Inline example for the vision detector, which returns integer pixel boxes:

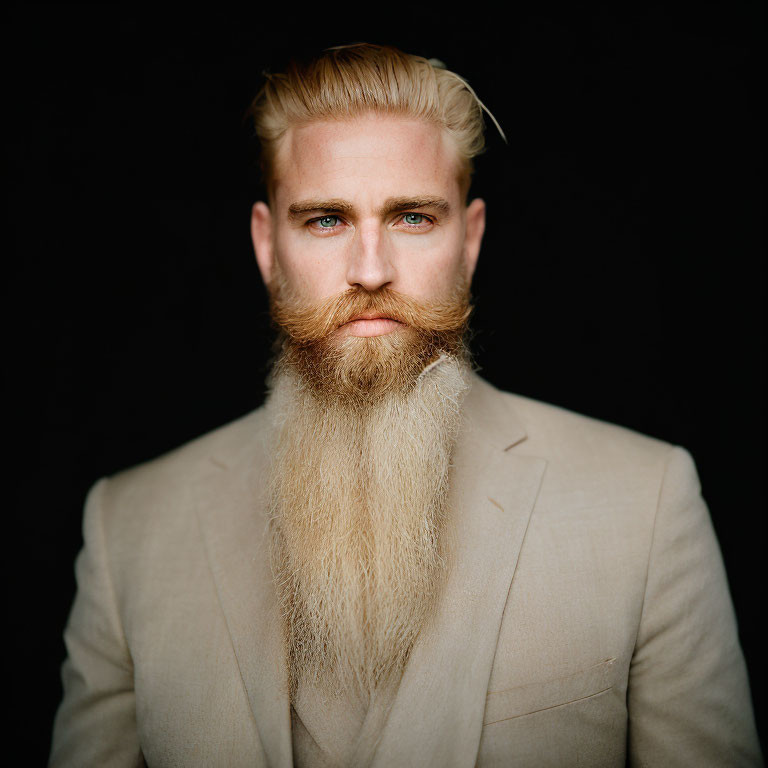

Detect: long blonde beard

[265,281,472,700]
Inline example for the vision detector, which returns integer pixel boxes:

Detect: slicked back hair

[249,43,501,198]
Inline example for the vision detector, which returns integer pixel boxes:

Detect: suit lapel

[369,375,547,768]
[195,410,293,768]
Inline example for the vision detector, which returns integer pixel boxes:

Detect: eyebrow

[286,196,452,222]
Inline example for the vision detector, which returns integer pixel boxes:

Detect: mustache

[270,284,473,345]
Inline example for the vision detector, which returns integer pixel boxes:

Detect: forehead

[271,115,465,204]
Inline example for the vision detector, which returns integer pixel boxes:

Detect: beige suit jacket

[50,374,762,767]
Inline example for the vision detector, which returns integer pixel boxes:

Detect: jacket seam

[629,444,680,659]
[93,477,135,674]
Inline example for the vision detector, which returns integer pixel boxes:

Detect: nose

[345,220,396,292]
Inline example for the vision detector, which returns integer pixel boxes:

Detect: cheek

[399,241,466,299]
[273,235,343,301]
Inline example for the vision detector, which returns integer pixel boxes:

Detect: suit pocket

[483,657,616,726]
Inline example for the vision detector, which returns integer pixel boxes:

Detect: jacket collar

[196,373,545,768]
[366,374,545,767]
[195,406,293,768]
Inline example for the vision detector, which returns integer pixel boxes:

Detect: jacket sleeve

[49,478,144,768]
[627,446,763,766]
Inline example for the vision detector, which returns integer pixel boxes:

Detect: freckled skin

[250,115,487,325]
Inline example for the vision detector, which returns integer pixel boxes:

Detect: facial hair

[268,273,471,407]
[265,277,473,699]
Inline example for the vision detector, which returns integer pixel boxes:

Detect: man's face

[251,114,486,339]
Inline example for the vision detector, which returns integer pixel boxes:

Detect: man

[50,43,761,767]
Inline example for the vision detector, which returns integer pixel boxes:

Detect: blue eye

[319,215,338,228]
[403,213,425,225]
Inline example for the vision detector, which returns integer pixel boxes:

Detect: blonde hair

[249,43,504,194]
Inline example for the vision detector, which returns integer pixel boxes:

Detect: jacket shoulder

[94,405,269,534]
[473,375,679,473]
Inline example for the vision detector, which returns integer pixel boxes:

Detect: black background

[5,3,764,762]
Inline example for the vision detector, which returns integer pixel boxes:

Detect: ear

[250,201,274,286]
[463,198,486,283]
